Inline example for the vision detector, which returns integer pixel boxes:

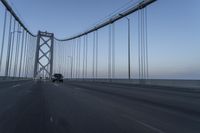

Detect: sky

[0,0,200,79]
[6,0,135,38]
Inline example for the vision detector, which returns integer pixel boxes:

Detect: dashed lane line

[11,84,21,88]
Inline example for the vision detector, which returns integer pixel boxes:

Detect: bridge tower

[34,31,54,79]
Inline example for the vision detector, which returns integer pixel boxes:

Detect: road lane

[60,81,200,133]
[0,80,199,133]
[65,81,200,117]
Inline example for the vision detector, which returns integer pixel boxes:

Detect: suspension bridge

[0,0,199,132]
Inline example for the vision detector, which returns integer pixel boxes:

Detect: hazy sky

[1,0,200,79]
[6,0,134,38]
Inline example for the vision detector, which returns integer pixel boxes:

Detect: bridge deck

[0,80,199,133]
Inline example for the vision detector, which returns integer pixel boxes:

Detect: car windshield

[54,74,63,78]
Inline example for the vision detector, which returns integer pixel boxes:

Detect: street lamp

[119,14,131,80]
[68,56,73,79]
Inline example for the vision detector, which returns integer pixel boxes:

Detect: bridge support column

[34,31,54,79]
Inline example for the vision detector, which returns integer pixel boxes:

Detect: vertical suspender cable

[62,43,65,75]
[63,44,66,77]
[13,24,19,77]
[26,35,30,77]
[78,38,81,78]
[63,43,66,76]
[60,42,62,74]
[19,29,25,78]
[53,40,55,74]
[13,24,20,77]
[59,42,61,74]
[5,14,12,77]
[53,40,55,73]
[25,34,30,78]
[145,7,149,79]
[141,9,144,80]
[76,39,79,79]
[82,36,85,79]
[92,32,96,79]
[85,35,88,79]
[112,23,115,79]
[77,38,79,79]
[73,40,76,78]
[76,38,80,79]
[96,30,98,79]
[137,8,148,81]
[60,43,63,76]
[140,9,143,79]
[56,41,59,73]
[127,18,131,80]
[8,19,16,76]
[58,42,62,73]
[57,42,59,73]
[70,41,73,79]
[55,43,57,75]
[30,36,34,77]
[22,32,28,77]
[108,24,111,80]
[30,36,33,77]
[22,32,27,77]
[56,41,58,73]
[63,43,64,76]
[26,35,29,77]
[66,43,68,77]
[58,42,60,73]
[0,9,7,71]
[24,34,28,78]
[66,44,69,78]
[138,10,141,80]
[62,43,64,75]
[142,8,146,79]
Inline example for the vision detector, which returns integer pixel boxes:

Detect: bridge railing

[0,0,37,79]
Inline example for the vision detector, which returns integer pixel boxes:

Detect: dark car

[52,73,63,83]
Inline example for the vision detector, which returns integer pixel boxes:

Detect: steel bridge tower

[34,31,54,79]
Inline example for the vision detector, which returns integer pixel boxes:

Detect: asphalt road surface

[0,80,199,133]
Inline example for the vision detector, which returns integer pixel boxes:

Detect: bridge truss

[34,31,54,79]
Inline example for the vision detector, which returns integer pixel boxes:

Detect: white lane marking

[0,104,13,114]
[53,84,59,87]
[11,84,21,88]
[25,90,32,94]
[74,87,81,90]
[50,116,54,123]
[122,114,165,133]
[134,119,165,133]
[8,81,32,89]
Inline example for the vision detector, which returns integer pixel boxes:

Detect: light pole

[68,56,73,79]
[119,14,131,80]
